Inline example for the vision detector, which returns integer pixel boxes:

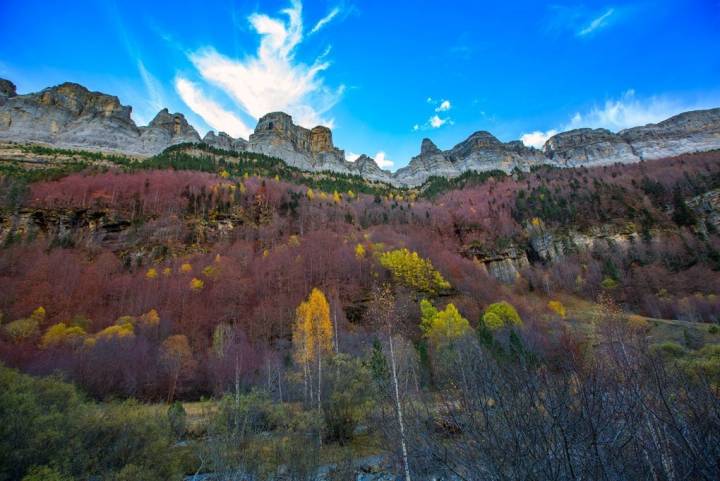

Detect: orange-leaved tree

[160,334,197,402]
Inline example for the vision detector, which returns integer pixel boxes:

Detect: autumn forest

[1,145,720,480]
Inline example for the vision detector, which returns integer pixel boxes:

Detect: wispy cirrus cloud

[545,4,629,39]
[577,7,615,36]
[135,60,168,124]
[520,90,720,148]
[176,0,344,137]
[175,78,253,138]
[310,7,340,34]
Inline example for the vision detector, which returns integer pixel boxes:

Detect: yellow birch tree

[292,288,333,409]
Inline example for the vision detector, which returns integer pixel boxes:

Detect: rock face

[544,128,640,166]
[619,108,720,160]
[1,78,719,186]
[203,131,248,152]
[545,109,720,168]
[352,154,391,180]
[0,81,200,155]
[0,79,16,107]
[246,112,389,183]
[248,112,348,171]
[395,133,547,186]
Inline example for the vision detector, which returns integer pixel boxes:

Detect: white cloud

[520,89,720,148]
[429,115,448,128]
[310,7,340,34]
[566,90,716,131]
[577,7,615,36]
[546,5,630,39]
[177,0,344,133]
[435,100,451,112]
[137,61,164,111]
[374,151,393,169]
[415,98,453,130]
[175,78,252,138]
[520,129,558,149]
[346,151,392,168]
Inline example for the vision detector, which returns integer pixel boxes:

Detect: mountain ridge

[1,78,719,186]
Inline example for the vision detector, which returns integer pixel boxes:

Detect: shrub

[547,300,566,319]
[4,317,40,342]
[167,401,187,439]
[322,354,375,445]
[21,466,72,481]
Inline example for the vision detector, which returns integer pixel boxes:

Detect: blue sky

[1,0,719,169]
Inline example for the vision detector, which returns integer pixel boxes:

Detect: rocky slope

[1,78,719,186]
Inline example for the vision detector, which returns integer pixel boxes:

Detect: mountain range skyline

[2,0,719,169]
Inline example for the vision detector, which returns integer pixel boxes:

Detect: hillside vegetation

[1,143,719,480]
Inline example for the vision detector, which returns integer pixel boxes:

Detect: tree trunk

[389,334,412,481]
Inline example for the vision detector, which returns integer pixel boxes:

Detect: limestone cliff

[1,78,719,186]
[248,112,348,171]
[395,134,547,186]
[0,81,200,155]
[620,108,720,160]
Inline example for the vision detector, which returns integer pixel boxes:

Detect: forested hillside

[1,144,719,480]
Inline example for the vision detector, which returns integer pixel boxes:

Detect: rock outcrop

[1,78,719,186]
[203,131,248,152]
[619,108,720,160]
[544,128,640,166]
[248,112,348,171]
[0,81,200,156]
[544,109,720,168]
[245,112,388,182]
[351,154,390,180]
[0,79,16,107]
[395,133,547,186]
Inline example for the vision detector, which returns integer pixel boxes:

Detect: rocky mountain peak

[203,130,248,152]
[1,78,719,187]
[38,82,130,119]
[0,79,16,98]
[463,130,502,147]
[420,138,441,155]
[148,108,197,137]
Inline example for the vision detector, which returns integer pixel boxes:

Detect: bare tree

[368,284,412,481]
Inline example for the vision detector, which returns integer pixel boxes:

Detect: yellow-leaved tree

[420,299,471,347]
[3,307,45,342]
[379,248,451,294]
[40,322,86,349]
[293,288,333,409]
[482,301,523,330]
[160,334,196,402]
